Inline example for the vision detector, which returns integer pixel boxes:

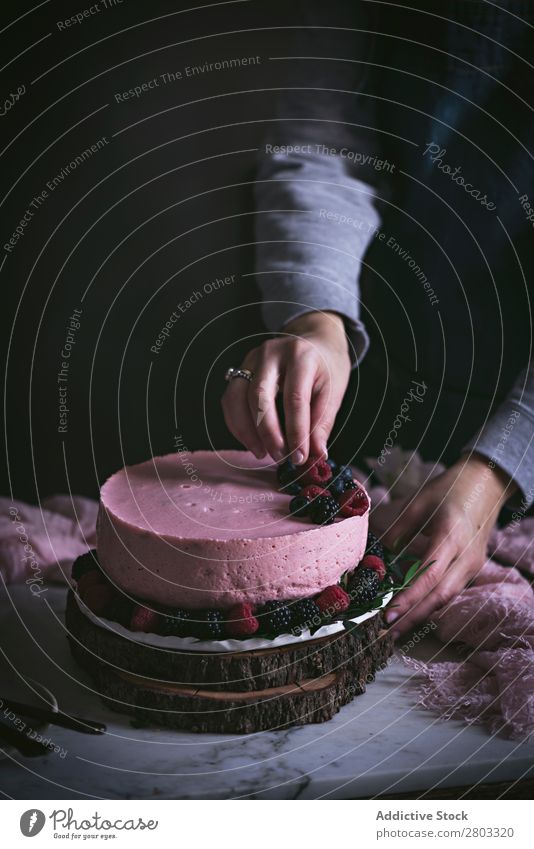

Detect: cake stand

[66,591,393,734]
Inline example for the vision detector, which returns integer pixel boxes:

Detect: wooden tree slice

[66,590,394,734]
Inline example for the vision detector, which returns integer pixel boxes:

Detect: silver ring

[225,367,254,383]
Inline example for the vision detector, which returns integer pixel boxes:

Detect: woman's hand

[222,311,351,464]
[383,453,517,637]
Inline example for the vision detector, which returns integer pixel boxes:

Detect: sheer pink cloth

[0,496,97,585]
[404,563,534,740]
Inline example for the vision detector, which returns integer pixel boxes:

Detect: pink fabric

[404,562,534,740]
[362,472,534,741]
[0,496,98,584]
[490,518,534,576]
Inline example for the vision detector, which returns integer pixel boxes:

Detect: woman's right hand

[221,311,352,465]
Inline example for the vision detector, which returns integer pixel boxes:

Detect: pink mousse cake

[96,450,369,610]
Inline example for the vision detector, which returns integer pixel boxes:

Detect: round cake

[96,450,370,610]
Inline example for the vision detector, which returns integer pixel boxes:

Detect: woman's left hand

[382,453,517,637]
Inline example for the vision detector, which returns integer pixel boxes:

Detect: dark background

[1,0,296,501]
[2,1,533,503]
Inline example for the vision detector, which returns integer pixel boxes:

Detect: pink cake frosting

[96,450,369,609]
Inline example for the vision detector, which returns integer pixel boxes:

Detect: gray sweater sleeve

[253,6,381,364]
[464,365,534,507]
[255,146,380,363]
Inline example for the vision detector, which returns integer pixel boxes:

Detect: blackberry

[277,459,297,486]
[291,598,321,634]
[349,567,381,605]
[289,494,310,516]
[327,476,345,497]
[310,494,339,525]
[72,550,99,582]
[261,600,293,634]
[343,478,358,491]
[196,609,224,640]
[365,531,385,559]
[277,458,301,493]
[161,608,192,637]
[280,481,302,496]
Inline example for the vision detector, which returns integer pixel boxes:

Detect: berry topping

[310,494,339,525]
[338,465,354,482]
[277,459,302,494]
[279,481,302,495]
[261,600,293,635]
[315,585,351,616]
[337,487,369,517]
[327,476,346,497]
[225,603,260,637]
[277,459,297,486]
[290,598,321,634]
[81,583,115,616]
[361,554,386,581]
[301,458,333,486]
[72,550,99,582]
[349,567,381,605]
[326,458,338,472]
[130,605,161,633]
[289,494,310,516]
[343,478,358,491]
[197,609,224,641]
[161,608,192,637]
[365,531,385,559]
[300,484,330,501]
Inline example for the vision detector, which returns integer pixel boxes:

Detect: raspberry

[130,605,161,633]
[225,603,259,637]
[360,554,386,580]
[82,583,115,616]
[77,569,105,597]
[337,487,369,517]
[300,485,330,501]
[315,585,351,616]
[301,458,333,486]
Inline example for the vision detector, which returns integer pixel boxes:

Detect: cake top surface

[100,450,365,541]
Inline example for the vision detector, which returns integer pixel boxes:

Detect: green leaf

[402,559,423,585]
[402,558,434,589]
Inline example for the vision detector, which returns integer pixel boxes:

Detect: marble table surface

[0,584,532,800]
